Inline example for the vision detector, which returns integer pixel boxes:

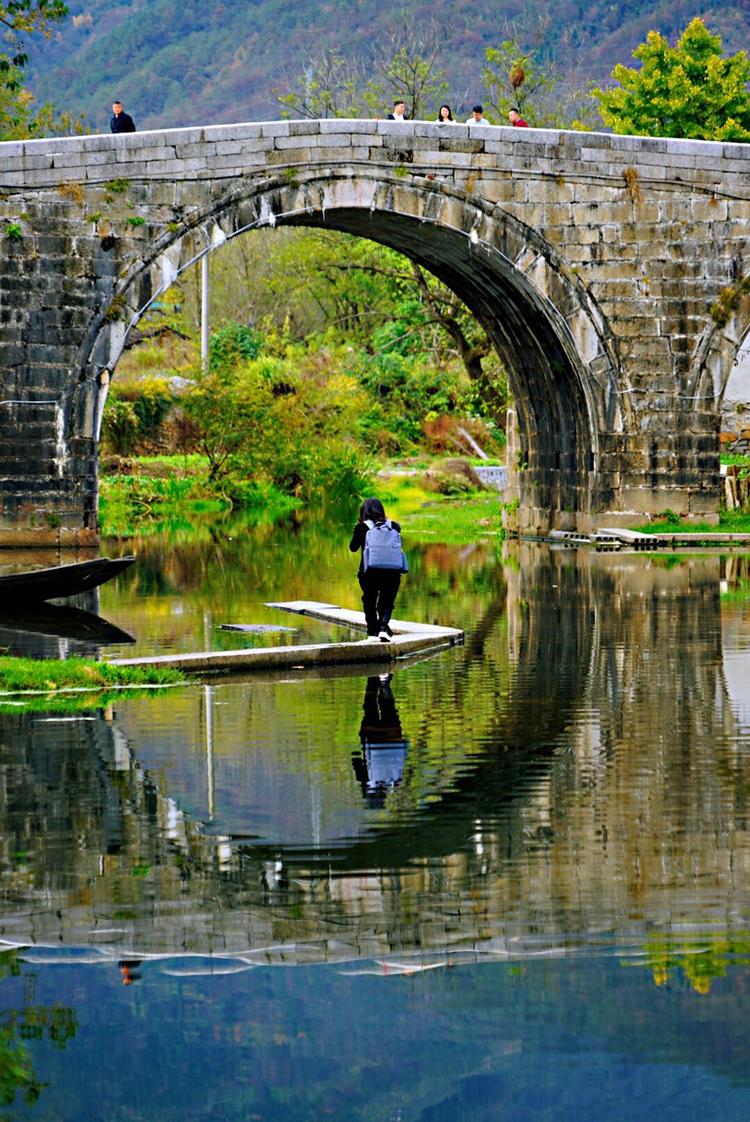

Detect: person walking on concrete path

[349,498,404,642]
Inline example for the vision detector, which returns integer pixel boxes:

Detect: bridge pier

[0,119,747,542]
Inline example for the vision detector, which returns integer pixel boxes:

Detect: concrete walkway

[110,601,463,675]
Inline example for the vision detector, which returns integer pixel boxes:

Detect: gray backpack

[363,519,408,572]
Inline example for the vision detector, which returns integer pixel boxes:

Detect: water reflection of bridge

[1,550,748,964]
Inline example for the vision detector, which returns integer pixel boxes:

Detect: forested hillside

[25,0,750,133]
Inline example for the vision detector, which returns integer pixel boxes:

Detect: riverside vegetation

[100,228,508,539]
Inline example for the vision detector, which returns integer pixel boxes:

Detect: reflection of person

[352,675,409,805]
[436,104,454,123]
[118,960,142,985]
[110,100,136,133]
[349,497,402,642]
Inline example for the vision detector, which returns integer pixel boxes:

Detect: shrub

[305,442,376,504]
[101,397,139,456]
[101,378,175,454]
[209,323,264,372]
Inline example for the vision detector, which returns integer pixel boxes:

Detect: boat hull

[0,556,135,603]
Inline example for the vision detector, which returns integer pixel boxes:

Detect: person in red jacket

[508,107,529,127]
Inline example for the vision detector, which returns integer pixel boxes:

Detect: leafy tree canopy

[592,17,750,141]
[0,1,67,87]
[0,2,76,139]
[277,20,451,121]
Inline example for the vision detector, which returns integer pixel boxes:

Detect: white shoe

[365,635,380,642]
[378,631,391,642]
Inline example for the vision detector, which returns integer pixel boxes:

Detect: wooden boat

[0,556,135,603]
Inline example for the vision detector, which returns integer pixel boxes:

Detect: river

[0,521,748,1120]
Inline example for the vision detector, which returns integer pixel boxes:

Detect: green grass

[0,656,185,695]
[380,475,501,544]
[632,511,750,534]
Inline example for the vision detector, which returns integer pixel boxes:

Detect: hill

[24,0,750,133]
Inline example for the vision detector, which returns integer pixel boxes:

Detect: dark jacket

[110,111,136,134]
[349,518,401,575]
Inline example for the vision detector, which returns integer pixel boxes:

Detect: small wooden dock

[547,528,750,551]
[109,601,463,676]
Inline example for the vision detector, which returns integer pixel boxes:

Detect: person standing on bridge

[349,498,406,642]
[387,100,408,121]
[110,100,136,133]
[436,104,455,123]
[466,104,490,124]
[508,107,529,127]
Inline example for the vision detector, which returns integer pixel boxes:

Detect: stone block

[204,123,262,143]
[315,146,370,162]
[260,121,291,138]
[437,138,485,154]
[319,119,376,135]
[277,133,326,150]
[414,150,475,167]
[266,147,313,165]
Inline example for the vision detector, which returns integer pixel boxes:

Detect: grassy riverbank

[0,657,187,713]
[101,455,504,544]
[632,510,750,534]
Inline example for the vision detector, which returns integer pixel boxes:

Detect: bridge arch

[688,287,750,408]
[4,119,744,543]
[86,173,626,532]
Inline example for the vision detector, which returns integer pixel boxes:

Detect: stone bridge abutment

[1,118,748,543]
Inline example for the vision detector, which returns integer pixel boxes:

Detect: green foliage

[305,442,376,505]
[0,1,67,89]
[104,178,129,193]
[482,39,555,126]
[102,378,174,455]
[5,222,21,239]
[0,75,87,139]
[710,276,750,327]
[131,377,173,437]
[277,22,451,120]
[0,654,184,693]
[24,0,750,132]
[592,18,750,141]
[102,395,139,455]
[126,215,146,227]
[208,322,264,372]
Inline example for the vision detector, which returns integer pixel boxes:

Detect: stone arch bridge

[1,118,749,544]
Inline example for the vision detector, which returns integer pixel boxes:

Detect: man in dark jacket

[110,100,136,133]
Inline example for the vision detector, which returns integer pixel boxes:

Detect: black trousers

[359,570,401,636]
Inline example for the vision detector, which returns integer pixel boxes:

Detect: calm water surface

[1,522,749,1120]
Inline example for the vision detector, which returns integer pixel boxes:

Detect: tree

[0,82,85,139]
[0,2,80,140]
[276,18,453,120]
[592,18,750,142]
[482,36,556,126]
[481,28,597,130]
[0,1,68,89]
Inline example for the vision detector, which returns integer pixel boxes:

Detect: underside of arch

[689,289,750,407]
[91,173,626,532]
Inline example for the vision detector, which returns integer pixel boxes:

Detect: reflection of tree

[2,547,750,973]
[644,933,750,995]
[0,949,76,1116]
